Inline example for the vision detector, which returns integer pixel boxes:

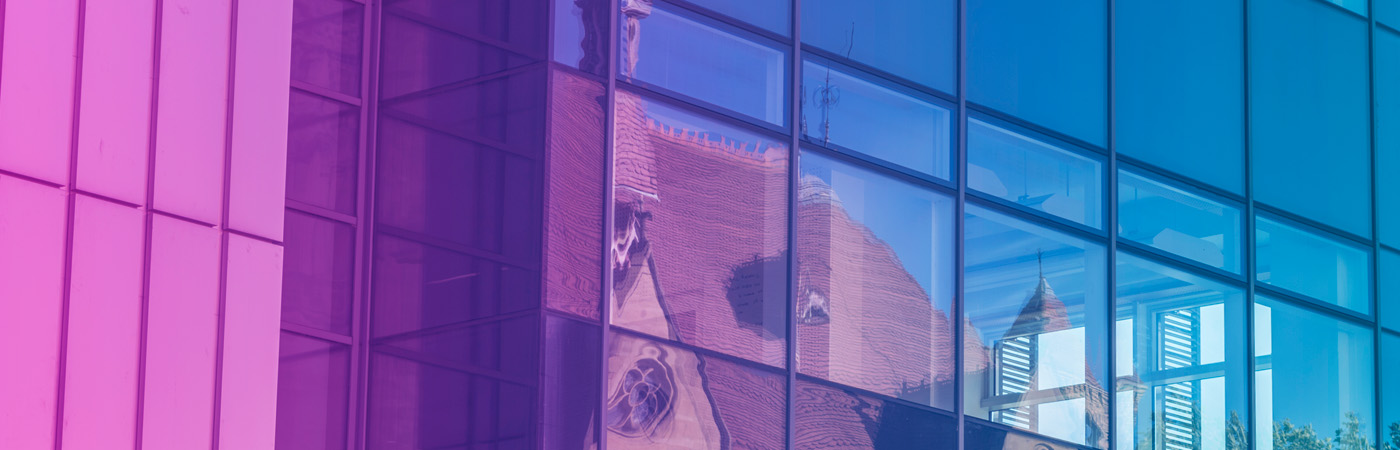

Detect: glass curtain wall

[272,0,1398,448]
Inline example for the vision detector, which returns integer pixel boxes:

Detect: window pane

[370,234,539,338]
[1250,0,1371,236]
[291,0,363,96]
[611,90,788,367]
[1382,0,1400,28]
[553,0,608,75]
[1377,26,1400,248]
[966,418,1080,450]
[543,317,601,450]
[545,69,607,319]
[1383,332,1400,449]
[604,332,785,448]
[282,211,355,336]
[801,0,955,92]
[275,332,349,450]
[691,0,789,35]
[1118,170,1242,273]
[1382,249,1400,330]
[287,90,359,215]
[795,379,958,449]
[968,0,1106,146]
[620,2,787,125]
[802,59,953,179]
[1115,0,1243,193]
[797,150,956,410]
[1254,296,1375,450]
[964,204,1110,448]
[1328,0,1369,15]
[1115,253,1249,450]
[968,118,1103,228]
[1255,216,1371,314]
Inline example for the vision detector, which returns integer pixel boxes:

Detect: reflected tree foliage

[1269,413,1374,450]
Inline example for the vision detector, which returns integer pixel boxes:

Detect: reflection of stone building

[601,80,1107,449]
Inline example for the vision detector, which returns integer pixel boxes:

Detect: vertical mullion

[133,1,166,447]
[599,0,620,448]
[786,0,801,449]
[1370,0,1384,446]
[538,0,558,447]
[350,0,382,448]
[1104,0,1118,447]
[51,0,88,447]
[210,0,240,447]
[1242,0,1257,447]
[954,0,967,446]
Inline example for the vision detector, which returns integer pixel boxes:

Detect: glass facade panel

[1115,253,1249,450]
[968,118,1104,229]
[797,150,957,409]
[610,90,788,366]
[1382,0,1400,28]
[1119,169,1243,274]
[620,2,787,125]
[1114,0,1244,194]
[1255,216,1371,315]
[1250,0,1372,237]
[795,379,958,449]
[1383,332,1400,450]
[282,211,355,335]
[801,0,956,92]
[967,0,1106,146]
[554,0,608,76]
[370,234,539,338]
[543,316,601,450]
[274,332,349,450]
[1254,296,1376,450]
[604,331,785,449]
[1383,249,1400,331]
[287,90,359,215]
[291,0,363,96]
[964,204,1110,448]
[1329,0,1370,16]
[802,59,954,179]
[691,0,789,35]
[1377,26,1400,248]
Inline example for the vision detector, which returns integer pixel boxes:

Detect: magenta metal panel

[74,0,156,205]
[228,0,293,241]
[0,0,79,185]
[219,234,284,450]
[62,195,144,450]
[141,215,222,450]
[0,175,67,449]
[153,0,232,224]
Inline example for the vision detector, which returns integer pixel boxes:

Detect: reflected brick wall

[0,0,292,449]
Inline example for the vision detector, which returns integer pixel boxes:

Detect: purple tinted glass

[366,351,535,449]
[965,419,1078,450]
[553,0,609,75]
[275,332,350,450]
[291,0,364,96]
[375,116,541,261]
[605,331,785,449]
[287,89,360,214]
[370,234,539,338]
[797,150,958,410]
[374,314,539,381]
[379,67,548,153]
[545,69,607,319]
[543,316,602,450]
[611,89,789,367]
[281,210,356,335]
[795,380,958,449]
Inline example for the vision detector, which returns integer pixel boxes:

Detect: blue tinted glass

[1327,0,1370,15]
[797,150,957,410]
[1377,27,1400,247]
[1382,249,1400,330]
[968,0,1106,146]
[964,204,1110,448]
[554,0,607,75]
[621,2,787,125]
[802,59,953,179]
[1119,170,1242,273]
[1254,296,1375,450]
[1382,0,1400,27]
[1115,0,1244,193]
[1250,0,1371,236]
[1115,253,1249,450]
[796,380,958,448]
[690,0,789,35]
[1256,216,1371,315]
[801,0,956,92]
[968,118,1103,228]
[1383,332,1400,448]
